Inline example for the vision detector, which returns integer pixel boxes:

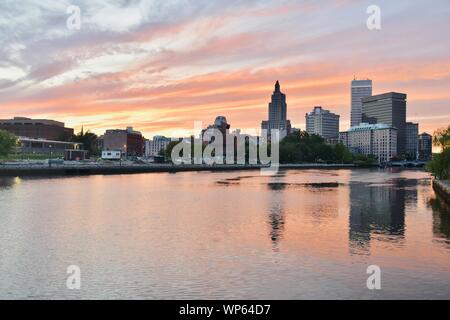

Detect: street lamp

[48,144,53,168]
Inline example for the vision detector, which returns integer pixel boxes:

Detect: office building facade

[103,127,144,157]
[305,106,340,139]
[351,79,373,127]
[362,92,407,156]
[0,117,74,140]
[418,132,433,161]
[405,122,419,160]
[261,81,291,139]
[145,136,172,158]
[339,123,398,164]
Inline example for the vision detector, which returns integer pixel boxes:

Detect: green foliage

[0,129,18,157]
[433,125,450,150]
[279,131,354,164]
[72,130,99,156]
[55,128,99,156]
[160,140,183,161]
[352,154,378,166]
[427,147,450,180]
[159,131,374,166]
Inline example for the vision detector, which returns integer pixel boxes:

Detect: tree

[427,147,450,180]
[278,131,354,164]
[160,140,183,161]
[353,154,377,166]
[0,130,18,157]
[72,129,99,156]
[433,125,450,150]
[334,143,353,164]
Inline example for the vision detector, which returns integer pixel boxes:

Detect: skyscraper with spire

[261,81,291,139]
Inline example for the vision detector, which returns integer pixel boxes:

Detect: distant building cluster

[339,80,432,164]
[0,77,435,164]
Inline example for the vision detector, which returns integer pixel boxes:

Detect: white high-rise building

[339,123,397,164]
[305,106,340,139]
[351,79,372,127]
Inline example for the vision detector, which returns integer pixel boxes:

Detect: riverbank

[433,179,450,203]
[0,163,357,177]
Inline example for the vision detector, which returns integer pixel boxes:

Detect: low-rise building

[339,123,398,164]
[103,127,144,158]
[17,137,86,160]
[0,117,74,140]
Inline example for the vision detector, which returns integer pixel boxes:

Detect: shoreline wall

[0,164,356,177]
[433,179,450,202]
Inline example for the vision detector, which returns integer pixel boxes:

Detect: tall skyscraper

[305,106,340,139]
[405,122,419,160]
[351,79,373,127]
[262,81,291,139]
[362,92,407,156]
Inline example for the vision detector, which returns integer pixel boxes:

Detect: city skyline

[0,1,449,139]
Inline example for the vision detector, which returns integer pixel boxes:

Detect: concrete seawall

[433,179,450,203]
[0,163,356,177]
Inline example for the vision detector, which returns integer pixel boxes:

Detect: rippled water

[0,169,449,300]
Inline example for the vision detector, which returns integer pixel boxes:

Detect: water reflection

[429,195,450,245]
[0,177,19,189]
[266,176,286,250]
[348,178,417,255]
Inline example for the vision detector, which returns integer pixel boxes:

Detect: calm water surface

[0,169,450,299]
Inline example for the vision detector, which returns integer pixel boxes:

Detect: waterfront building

[351,79,373,127]
[261,81,292,139]
[339,123,398,164]
[17,137,86,160]
[0,117,74,141]
[405,122,419,160]
[418,132,433,161]
[103,127,144,158]
[362,92,407,156]
[145,136,172,158]
[305,106,340,139]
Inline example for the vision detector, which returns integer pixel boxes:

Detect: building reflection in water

[349,178,418,255]
[429,195,450,245]
[266,177,286,251]
[0,177,19,189]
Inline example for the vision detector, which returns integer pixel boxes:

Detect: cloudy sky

[0,0,449,138]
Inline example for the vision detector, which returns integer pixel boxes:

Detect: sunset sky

[0,0,449,138]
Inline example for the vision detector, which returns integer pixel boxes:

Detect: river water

[0,169,449,299]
